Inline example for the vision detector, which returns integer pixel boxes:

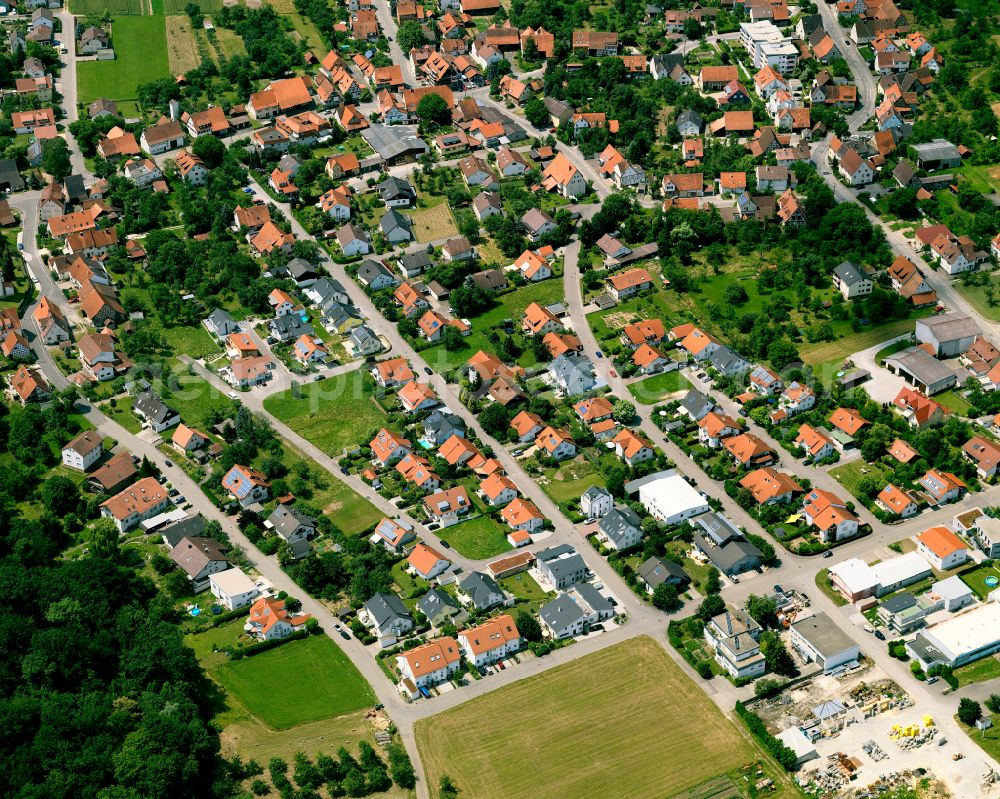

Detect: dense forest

[0,486,226,798]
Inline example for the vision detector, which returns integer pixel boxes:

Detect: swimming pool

[417,438,434,450]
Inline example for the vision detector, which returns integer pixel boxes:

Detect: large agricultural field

[416,636,796,799]
[77,16,170,111]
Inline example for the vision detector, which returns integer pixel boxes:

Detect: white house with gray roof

[357,259,398,289]
[832,261,872,300]
[597,507,643,551]
[380,209,413,244]
[704,607,766,678]
[417,588,467,629]
[678,389,714,421]
[204,308,240,340]
[304,277,350,309]
[265,505,315,559]
[539,583,614,639]
[549,353,598,397]
[348,324,382,357]
[581,485,613,519]
[423,410,466,447]
[457,570,512,610]
[133,391,180,433]
[362,591,414,639]
[534,544,589,590]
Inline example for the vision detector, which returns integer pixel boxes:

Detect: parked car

[823,549,834,558]
[874,630,886,641]
[340,630,351,640]
[164,459,173,468]
[773,584,783,594]
[423,367,432,375]
[438,540,450,548]
[340,467,349,476]
[595,350,603,359]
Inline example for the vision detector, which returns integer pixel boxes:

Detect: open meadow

[416,636,797,799]
[214,635,375,730]
[77,16,170,109]
[263,369,387,456]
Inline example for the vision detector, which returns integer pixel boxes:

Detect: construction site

[748,665,995,798]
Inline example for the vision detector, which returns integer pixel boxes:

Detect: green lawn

[587,290,683,342]
[541,456,605,503]
[499,572,549,603]
[78,17,171,105]
[162,324,219,360]
[962,711,1000,765]
[103,397,142,434]
[164,368,239,430]
[628,370,690,405]
[954,655,1000,687]
[263,370,386,457]
[438,515,512,559]
[955,274,1000,322]
[391,560,427,600]
[421,281,565,371]
[815,569,848,607]
[215,635,376,730]
[799,316,929,383]
[69,0,146,13]
[960,564,1000,599]
[828,460,890,504]
[934,389,973,416]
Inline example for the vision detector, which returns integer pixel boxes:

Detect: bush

[734,702,798,771]
[959,698,983,727]
[695,660,714,679]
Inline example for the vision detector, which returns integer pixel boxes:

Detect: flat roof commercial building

[790,612,860,673]
[828,552,933,602]
[637,471,710,525]
[907,601,1000,670]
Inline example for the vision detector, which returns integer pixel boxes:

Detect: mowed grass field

[410,205,460,243]
[263,369,387,456]
[78,16,170,106]
[417,636,792,799]
[215,635,376,730]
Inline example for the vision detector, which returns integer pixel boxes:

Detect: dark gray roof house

[458,570,507,610]
[423,410,466,446]
[133,391,179,428]
[64,174,87,204]
[205,308,239,338]
[0,159,24,192]
[707,345,750,378]
[598,507,643,550]
[417,588,465,627]
[287,258,320,284]
[357,258,398,287]
[397,250,432,276]
[679,389,714,421]
[469,268,506,291]
[543,97,573,126]
[160,514,208,549]
[538,593,587,633]
[306,276,350,309]
[833,261,866,287]
[676,109,703,134]
[363,591,413,635]
[269,313,314,342]
[378,176,416,205]
[636,556,689,591]
[266,505,316,559]
[323,301,363,330]
[380,209,413,240]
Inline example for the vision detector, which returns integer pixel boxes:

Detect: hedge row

[734,701,798,771]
